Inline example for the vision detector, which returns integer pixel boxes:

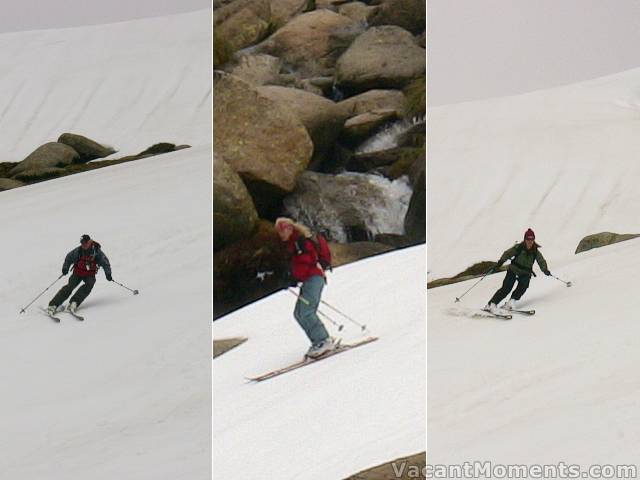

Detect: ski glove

[62,268,69,275]
[543,270,551,276]
[106,273,113,281]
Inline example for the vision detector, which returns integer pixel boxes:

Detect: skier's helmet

[80,234,91,244]
[524,228,535,240]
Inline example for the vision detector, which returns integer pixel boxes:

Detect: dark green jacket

[498,242,548,277]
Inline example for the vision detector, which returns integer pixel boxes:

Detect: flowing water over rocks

[284,171,412,242]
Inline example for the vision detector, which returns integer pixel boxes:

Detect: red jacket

[286,232,324,282]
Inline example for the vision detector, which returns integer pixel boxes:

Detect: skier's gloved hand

[62,268,69,276]
[106,273,113,281]
[543,270,551,276]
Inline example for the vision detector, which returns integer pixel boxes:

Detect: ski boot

[502,298,516,311]
[68,301,78,313]
[485,302,500,315]
[306,337,338,359]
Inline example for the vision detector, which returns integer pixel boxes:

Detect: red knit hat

[524,228,535,240]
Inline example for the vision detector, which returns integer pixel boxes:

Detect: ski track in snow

[0,11,211,480]
[429,68,640,466]
[213,245,426,480]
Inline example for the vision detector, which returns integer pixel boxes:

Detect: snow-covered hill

[428,69,640,466]
[428,68,640,280]
[212,245,426,479]
[0,10,211,160]
[0,11,211,480]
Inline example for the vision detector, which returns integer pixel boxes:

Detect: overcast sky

[429,0,640,105]
[0,0,209,33]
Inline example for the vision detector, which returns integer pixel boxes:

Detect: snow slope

[0,11,211,480]
[0,10,211,160]
[212,245,426,480]
[428,68,640,280]
[428,69,640,466]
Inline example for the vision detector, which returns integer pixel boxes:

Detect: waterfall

[356,116,424,154]
[284,171,413,243]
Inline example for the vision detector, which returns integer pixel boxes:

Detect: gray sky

[0,0,209,33]
[429,0,640,105]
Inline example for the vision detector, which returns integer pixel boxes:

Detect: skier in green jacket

[486,228,550,313]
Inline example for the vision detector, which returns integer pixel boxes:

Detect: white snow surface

[213,245,426,479]
[0,10,211,160]
[0,11,211,480]
[429,67,640,280]
[428,68,640,467]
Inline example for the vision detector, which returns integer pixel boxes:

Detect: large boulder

[213,0,272,53]
[0,178,25,191]
[269,0,309,27]
[338,2,378,23]
[10,142,79,176]
[213,72,313,194]
[57,133,115,162]
[213,154,259,251]
[336,26,426,92]
[575,232,640,254]
[227,54,283,86]
[338,89,406,118]
[256,10,359,74]
[369,0,426,34]
[256,85,348,168]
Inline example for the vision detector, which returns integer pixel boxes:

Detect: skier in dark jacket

[275,217,336,358]
[486,228,550,313]
[47,234,112,315]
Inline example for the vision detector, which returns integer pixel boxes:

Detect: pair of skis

[40,306,84,323]
[247,336,378,383]
[480,307,535,320]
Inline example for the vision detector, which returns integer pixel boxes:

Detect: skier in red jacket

[48,234,112,315]
[276,217,336,358]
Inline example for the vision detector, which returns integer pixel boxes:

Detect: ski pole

[287,288,344,331]
[454,266,495,303]
[112,280,139,295]
[318,298,367,332]
[19,274,64,313]
[551,274,572,287]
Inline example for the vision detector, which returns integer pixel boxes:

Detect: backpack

[295,233,333,272]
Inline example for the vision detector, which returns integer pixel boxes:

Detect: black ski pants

[489,270,530,305]
[49,274,96,308]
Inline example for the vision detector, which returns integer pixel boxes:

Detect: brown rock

[213,0,272,52]
[575,232,640,254]
[213,153,259,251]
[256,85,348,168]
[213,72,313,193]
[329,241,393,267]
[10,142,79,176]
[341,108,398,144]
[57,133,115,162]
[0,178,25,191]
[256,10,358,73]
[338,89,406,118]
[336,26,426,92]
